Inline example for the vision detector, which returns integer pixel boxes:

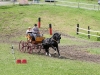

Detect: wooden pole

[88,26,90,39]
[38,17,41,28]
[49,24,52,35]
[77,24,79,35]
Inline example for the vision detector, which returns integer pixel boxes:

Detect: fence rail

[55,0,100,10]
[76,24,100,39]
[0,0,100,10]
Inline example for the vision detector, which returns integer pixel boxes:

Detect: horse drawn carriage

[19,32,45,54]
[19,32,61,57]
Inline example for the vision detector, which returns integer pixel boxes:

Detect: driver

[32,24,40,40]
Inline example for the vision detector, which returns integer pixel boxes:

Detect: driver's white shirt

[26,29,32,34]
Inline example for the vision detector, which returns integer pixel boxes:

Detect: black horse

[42,33,61,57]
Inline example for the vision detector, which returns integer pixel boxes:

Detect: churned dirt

[59,34,100,63]
[1,30,100,64]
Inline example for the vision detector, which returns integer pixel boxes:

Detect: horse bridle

[51,37,60,43]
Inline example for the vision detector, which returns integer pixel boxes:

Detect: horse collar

[51,38,57,42]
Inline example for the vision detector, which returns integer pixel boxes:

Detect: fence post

[38,17,41,28]
[98,5,100,10]
[54,0,56,5]
[77,24,79,35]
[94,4,95,9]
[78,2,80,8]
[49,24,52,35]
[88,26,90,39]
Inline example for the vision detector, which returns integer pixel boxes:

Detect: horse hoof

[45,53,48,56]
[59,56,61,58]
[54,51,57,54]
[49,54,51,57]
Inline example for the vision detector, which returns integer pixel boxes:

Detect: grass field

[0,5,100,37]
[0,44,100,75]
[0,4,100,75]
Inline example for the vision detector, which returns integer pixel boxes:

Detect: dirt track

[45,34,100,64]
[59,45,100,63]
[1,31,100,64]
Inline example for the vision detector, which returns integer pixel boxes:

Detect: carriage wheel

[26,42,33,54]
[33,44,43,53]
[28,46,33,54]
[28,43,35,53]
[19,41,22,51]
[19,41,27,53]
[38,44,43,53]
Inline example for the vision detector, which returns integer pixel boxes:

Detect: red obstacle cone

[21,59,27,64]
[16,59,21,64]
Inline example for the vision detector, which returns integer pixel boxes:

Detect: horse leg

[56,46,60,57]
[51,45,57,54]
[51,45,56,50]
[45,49,51,57]
[48,49,51,57]
[45,49,48,56]
[54,50,57,54]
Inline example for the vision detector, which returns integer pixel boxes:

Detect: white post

[98,5,100,10]
[54,0,56,6]
[78,2,80,8]
[94,4,95,9]
[11,45,16,62]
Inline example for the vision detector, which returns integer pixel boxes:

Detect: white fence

[0,0,100,10]
[30,0,100,10]
[55,0,100,10]
[76,24,100,39]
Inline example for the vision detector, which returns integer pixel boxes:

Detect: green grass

[87,48,100,54]
[0,44,100,75]
[0,5,100,37]
[60,36,86,45]
[0,4,100,75]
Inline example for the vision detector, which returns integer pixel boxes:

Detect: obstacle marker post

[77,24,79,35]
[49,24,52,35]
[11,45,16,63]
[38,17,41,28]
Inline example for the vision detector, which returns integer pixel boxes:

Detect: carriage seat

[26,32,45,43]
[35,37,45,43]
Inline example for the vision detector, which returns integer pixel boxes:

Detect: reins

[50,37,57,43]
[50,33,61,43]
